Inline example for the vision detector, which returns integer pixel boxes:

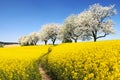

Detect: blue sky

[0,0,120,42]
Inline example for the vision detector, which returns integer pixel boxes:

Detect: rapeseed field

[0,45,51,80]
[41,40,120,80]
[0,40,120,80]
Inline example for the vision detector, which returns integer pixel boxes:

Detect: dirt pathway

[39,65,52,80]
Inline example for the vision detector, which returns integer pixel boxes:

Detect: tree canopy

[18,3,117,45]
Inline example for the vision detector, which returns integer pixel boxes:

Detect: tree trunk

[93,35,97,42]
[34,41,37,45]
[74,39,77,43]
[44,40,47,45]
[94,37,97,42]
[34,42,36,45]
[92,31,97,42]
[52,39,56,45]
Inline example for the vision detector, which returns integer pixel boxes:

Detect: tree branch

[96,33,108,39]
[92,31,95,37]
[71,36,76,40]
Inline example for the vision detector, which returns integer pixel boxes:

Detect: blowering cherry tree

[18,32,39,46]
[39,29,49,45]
[29,32,39,45]
[18,3,117,44]
[39,23,59,45]
[76,3,117,42]
[18,36,31,46]
[58,24,72,43]
[59,15,85,43]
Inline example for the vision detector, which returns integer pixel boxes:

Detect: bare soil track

[39,65,52,80]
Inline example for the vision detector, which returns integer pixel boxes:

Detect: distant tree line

[0,41,18,45]
[18,3,117,46]
[0,41,18,47]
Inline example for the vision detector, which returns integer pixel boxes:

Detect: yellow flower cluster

[41,40,120,80]
[0,40,120,80]
[0,45,50,80]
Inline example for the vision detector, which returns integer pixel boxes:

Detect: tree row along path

[39,64,52,80]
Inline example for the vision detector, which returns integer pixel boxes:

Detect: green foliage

[0,43,4,48]
[62,38,72,43]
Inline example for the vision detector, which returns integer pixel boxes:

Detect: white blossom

[75,3,116,42]
[39,23,59,45]
[59,14,84,42]
[29,32,39,45]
